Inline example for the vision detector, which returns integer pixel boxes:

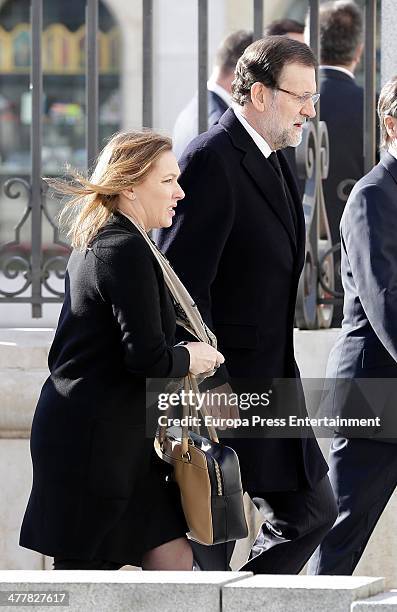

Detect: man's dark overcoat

[157,108,328,492]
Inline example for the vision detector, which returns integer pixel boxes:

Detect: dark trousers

[192,475,337,573]
[308,436,397,575]
[53,558,122,570]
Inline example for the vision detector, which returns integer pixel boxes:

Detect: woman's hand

[184,342,224,376]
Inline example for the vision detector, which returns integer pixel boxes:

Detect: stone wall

[0,572,391,612]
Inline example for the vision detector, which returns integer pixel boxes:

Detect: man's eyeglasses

[274,87,320,106]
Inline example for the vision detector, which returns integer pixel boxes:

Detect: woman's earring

[131,193,136,200]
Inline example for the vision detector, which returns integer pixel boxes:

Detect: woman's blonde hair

[54,130,172,250]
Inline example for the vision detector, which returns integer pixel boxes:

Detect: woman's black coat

[20,213,190,561]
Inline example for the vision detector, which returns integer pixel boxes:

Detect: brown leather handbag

[154,374,248,546]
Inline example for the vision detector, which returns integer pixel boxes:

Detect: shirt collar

[320,65,355,80]
[232,107,273,158]
[207,80,232,107]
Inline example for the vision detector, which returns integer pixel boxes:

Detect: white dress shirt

[233,107,273,158]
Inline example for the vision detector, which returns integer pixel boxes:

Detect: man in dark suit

[317,0,365,325]
[157,36,337,573]
[172,30,253,159]
[308,76,397,575]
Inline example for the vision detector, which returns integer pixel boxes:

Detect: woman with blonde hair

[19,130,224,570]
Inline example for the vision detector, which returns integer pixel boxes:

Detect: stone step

[0,329,53,370]
[0,369,47,431]
[352,591,397,610]
[0,570,252,612]
[222,575,385,612]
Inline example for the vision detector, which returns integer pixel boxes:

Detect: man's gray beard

[274,127,303,150]
[262,102,304,150]
[265,96,304,149]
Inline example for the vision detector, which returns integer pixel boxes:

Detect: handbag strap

[188,373,219,444]
[158,373,219,456]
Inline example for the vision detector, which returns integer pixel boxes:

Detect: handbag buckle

[181,450,191,462]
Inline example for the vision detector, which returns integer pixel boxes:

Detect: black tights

[53,558,123,570]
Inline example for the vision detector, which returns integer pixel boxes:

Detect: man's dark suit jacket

[173,90,229,159]
[320,67,365,248]
[323,152,397,440]
[208,90,229,126]
[157,108,328,492]
[320,68,365,326]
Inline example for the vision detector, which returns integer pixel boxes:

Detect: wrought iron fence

[0,0,377,328]
[295,0,377,329]
[0,0,99,318]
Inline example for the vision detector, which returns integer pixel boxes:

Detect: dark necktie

[268,151,284,180]
[268,151,298,234]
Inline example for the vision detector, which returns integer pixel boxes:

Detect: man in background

[317,0,365,325]
[265,18,305,42]
[172,30,253,159]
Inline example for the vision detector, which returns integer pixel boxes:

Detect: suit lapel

[219,109,298,249]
